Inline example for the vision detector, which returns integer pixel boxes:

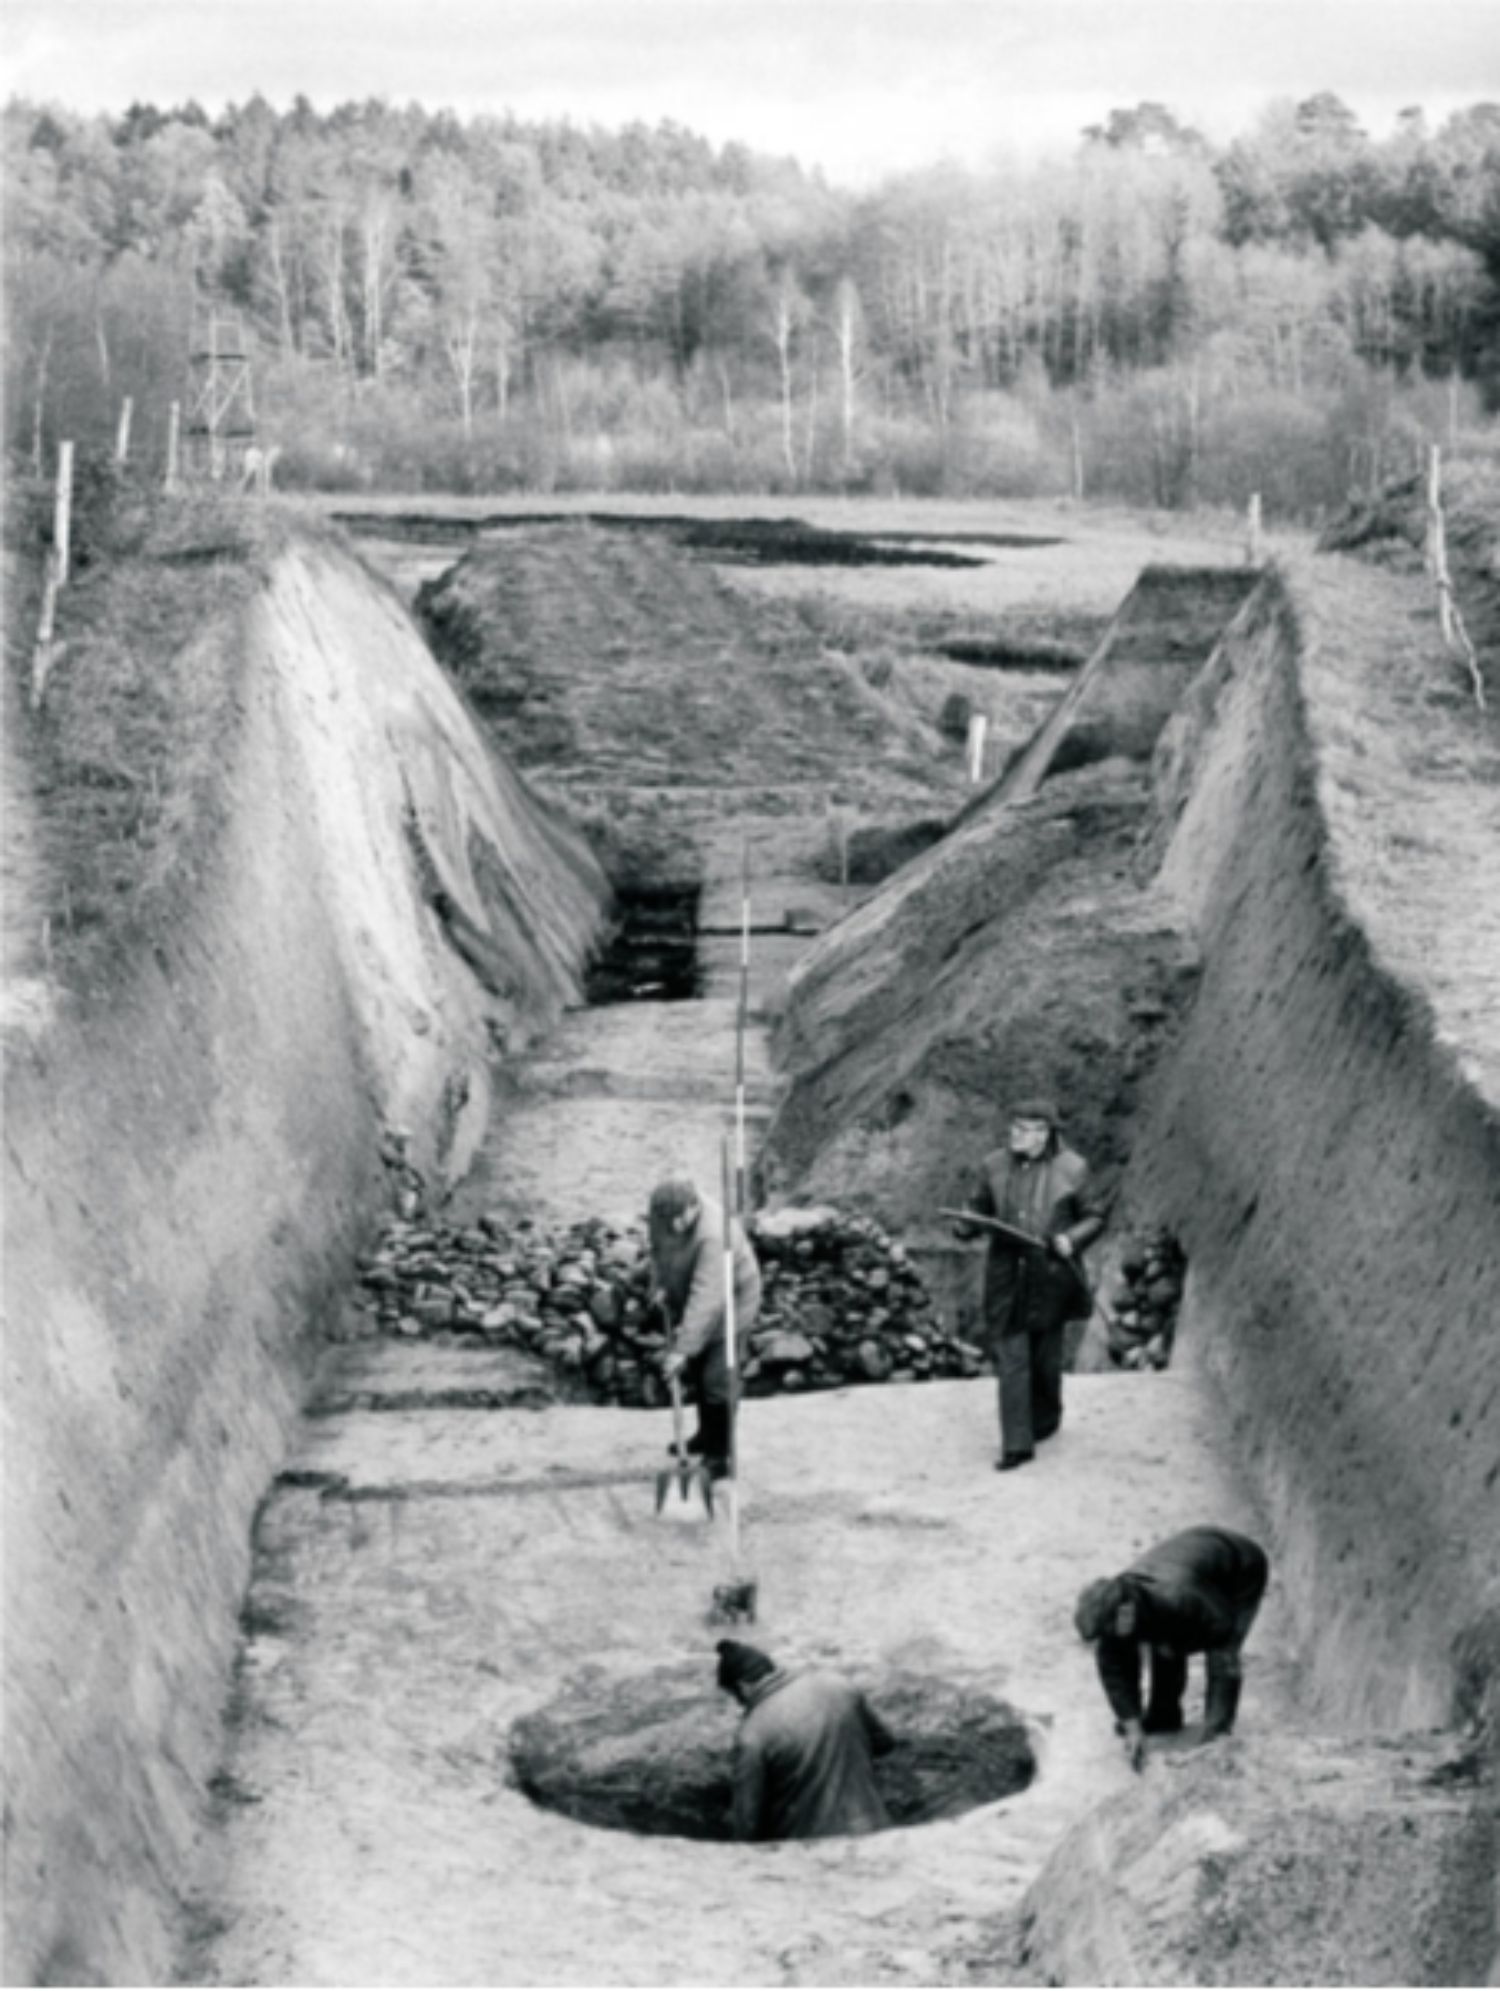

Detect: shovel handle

[669,1372,686,1453]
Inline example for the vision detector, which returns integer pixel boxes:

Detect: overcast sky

[4,0,1497,182]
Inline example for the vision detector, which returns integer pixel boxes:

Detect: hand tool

[708,1136,757,1624]
[939,1205,1116,1333]
[655,1373,714,1516]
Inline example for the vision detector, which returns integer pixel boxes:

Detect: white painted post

[53,441,74,588]
[115,395,134,464]
[720,1136,744,1576]
[828,798,849,897]
[966,711,988,785]
[165,400,181,492]
[735,835,750,1217]
[30,554,61,708]
[1426,446,1455,647]
[1246,492,1263,567]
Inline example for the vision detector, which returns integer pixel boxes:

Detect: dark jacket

[1094,1526,1270,1724]
[961,1141,1103,1340]
[649,1195,761,1403]
[731,1668,895,1842]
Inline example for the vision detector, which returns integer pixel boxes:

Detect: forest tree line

[5,90,1500,511]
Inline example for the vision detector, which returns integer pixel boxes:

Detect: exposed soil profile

[509,1663,1036,1840]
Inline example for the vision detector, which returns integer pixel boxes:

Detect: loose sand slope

[2,525,605,1987]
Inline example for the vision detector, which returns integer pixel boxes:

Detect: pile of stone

[744,1206,981,1393]
[1106,1227,1187,1369]
[345,1203,981,1404]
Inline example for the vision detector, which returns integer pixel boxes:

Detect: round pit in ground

[507,1662,1036,1841]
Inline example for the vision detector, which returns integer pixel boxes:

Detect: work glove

[1049,1232,1075,1259]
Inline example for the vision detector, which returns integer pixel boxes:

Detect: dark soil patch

[936,638,1085,671]
[509,1663,1035,1841]
[340,510,1066,568]
[810,816,948,886]
[585,881,703,1003]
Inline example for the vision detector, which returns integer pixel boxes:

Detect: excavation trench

[584,881,705,1004]
[508,1663,1037,1841]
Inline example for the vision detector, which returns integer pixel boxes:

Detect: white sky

[3,0,1497,183]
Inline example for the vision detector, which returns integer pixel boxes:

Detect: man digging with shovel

[648,1174,761,1485]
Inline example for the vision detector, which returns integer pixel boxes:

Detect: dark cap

[716,1639,775,1690]
[1074,1577,1124,1642]
[649,1177,700,1222]
[1009,1097,1059,1126]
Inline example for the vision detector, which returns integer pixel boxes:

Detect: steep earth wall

[1,532,606,1985]
[1134,560,1500,1736]
[993,565,1259,803]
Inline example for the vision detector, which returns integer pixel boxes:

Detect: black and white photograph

[3,1,1499,1983]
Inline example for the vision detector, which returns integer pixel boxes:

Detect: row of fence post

[36,395,239,493]
[27,395,270,709]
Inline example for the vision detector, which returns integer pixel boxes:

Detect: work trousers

[996,1323,1065,1455]
[685,1349,735,1469]
[1145,1553,1270,1736]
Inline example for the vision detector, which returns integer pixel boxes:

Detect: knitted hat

[1008,1097,1060,1127]
[716,1639,775,1690]
[1074,1577,1124,1642]
[649,1176,701,1222]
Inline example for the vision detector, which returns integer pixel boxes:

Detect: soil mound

[756,760,1199,1325]
[415,526,952,811]
[1014,1731,1496,1986]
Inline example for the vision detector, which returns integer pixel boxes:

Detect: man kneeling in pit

[716,1640,896,1841]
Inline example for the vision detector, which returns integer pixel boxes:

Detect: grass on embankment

[4,468,278,1001]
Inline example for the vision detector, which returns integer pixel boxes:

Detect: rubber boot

[1143,1646,1187,1733]
[1202,1670,1242,1739]
[698,1400,732,1480]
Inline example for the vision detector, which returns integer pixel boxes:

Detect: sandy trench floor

[185,827,1303,1989]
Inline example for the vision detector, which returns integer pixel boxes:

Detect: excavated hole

[508,1662,1036,1840]
[585,882,703,1003]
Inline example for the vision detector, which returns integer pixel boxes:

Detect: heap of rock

[344,1203,981,1403]
[1106,1227,1187,1369]
[744,1206,981,1392]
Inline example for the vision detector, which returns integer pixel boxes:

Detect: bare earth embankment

[2,507,605,1987]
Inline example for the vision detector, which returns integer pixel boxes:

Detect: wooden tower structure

[185,311,257,482]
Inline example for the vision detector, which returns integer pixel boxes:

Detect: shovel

[655,1375,715,1517]
[939,1205,1116,1335]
